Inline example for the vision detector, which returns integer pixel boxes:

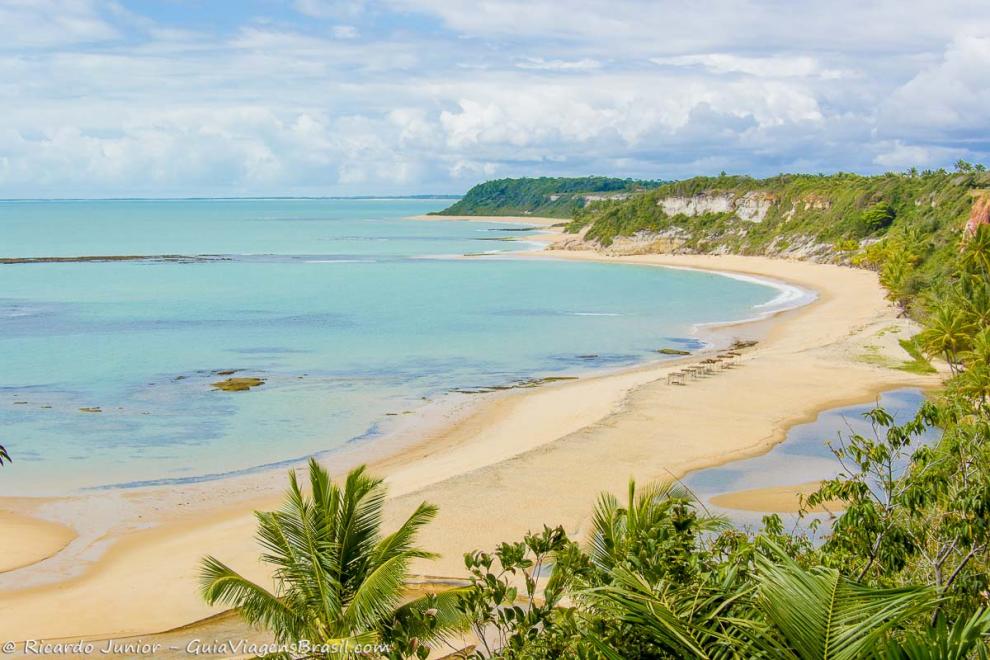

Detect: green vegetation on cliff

[203,211,990,658]
[565,167,990,314]
[433,176,663,218]
[200,167,990,658]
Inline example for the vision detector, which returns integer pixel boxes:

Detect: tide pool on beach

[683,388,938,526]
[1,199,794,495]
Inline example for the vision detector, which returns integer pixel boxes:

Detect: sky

[1,0,989,197]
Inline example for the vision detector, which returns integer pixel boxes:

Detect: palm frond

[336,465,388,593]
[199,462,440,651]
[755,549,934,660]
[589,490,623,569]
[344,553,416,630]
[199,555,303,640]
[392,587,474,641]
[582,568,751,659]
[879,607,990,660]
[371,501,439,566]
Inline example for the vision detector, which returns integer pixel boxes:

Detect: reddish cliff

[964,192,990,237]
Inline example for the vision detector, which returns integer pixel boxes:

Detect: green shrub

[861,202,897,232]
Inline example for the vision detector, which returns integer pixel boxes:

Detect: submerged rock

[657,348,691,355]
[212,377,265,392]
[451,375,578,394]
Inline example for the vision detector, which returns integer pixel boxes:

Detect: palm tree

[0,444,9,466]
[584,545,936,659]
[200,459,466,657]
[880,607,990,659]
[880,249,913,309]
[958,283,990,330]
[754,551,933,659]
[918,302,975,374]
[588,479,725,582]
[961,225,990,276]
[962,326,990,368]
[582,567,754,659]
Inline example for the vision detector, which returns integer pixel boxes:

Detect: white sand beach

[0,227,940,641]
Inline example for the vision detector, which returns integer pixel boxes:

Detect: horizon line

[0,194,463,202]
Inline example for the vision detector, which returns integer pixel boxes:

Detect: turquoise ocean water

[0,199,789,495]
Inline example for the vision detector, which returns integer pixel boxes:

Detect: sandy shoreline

[709,482,843,514]
[0,222,941,642]
[0,509,75,574]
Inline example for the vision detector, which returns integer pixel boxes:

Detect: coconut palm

[584,545,935,660]
[961,225,990,276]
[880,608,990,660]
[880,249,913,309]
[918,302,975,374]
[200,459,466,658]
[0,443,9,466]
[753,551,933,659]
[958,283,990,330]
[962,326,990,367]
[588,479,725,582]
[583,564,762,659]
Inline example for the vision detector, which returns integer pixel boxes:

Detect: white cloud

[332,25,359,39]
[881,35,990,134]
[515,57,601,71]
[873,141,965,169]
[0,0,119,48]
[388,0,990,54]
[294,0,366,19]
[650,54,846,79]
[0,1,986,196]
[449,159,497,178]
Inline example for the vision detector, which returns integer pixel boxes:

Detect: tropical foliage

[199,459,467,658]
[440,183,990,658]
[199,169,990,657]
[564,167,986,271]
[433,176,663,218]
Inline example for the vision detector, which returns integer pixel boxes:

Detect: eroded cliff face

[546,172,990,280]
[552,227,690,256]
[658,191,776,223]
[965,192,990,237]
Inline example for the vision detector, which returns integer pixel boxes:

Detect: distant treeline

[569,167,990,315]
[438,167,990,319]
[433,176,665,218]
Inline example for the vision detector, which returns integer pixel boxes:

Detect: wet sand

[0,230,940,641]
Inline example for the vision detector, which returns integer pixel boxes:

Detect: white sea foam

[569,312,622,317]
[659,265,817,330]
[304,259,377,264]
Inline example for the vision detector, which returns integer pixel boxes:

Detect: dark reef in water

[451,375,578,394]
[211,377,265,392]
[0,254,228,265]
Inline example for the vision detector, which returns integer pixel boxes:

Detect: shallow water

[1,199,788,495]
[683,388,938,527]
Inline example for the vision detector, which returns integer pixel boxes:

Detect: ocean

[0,198,792,494]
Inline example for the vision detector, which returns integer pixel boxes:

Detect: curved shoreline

[0,244,941,641]
[1,261,783,496]
[0,509,76,573]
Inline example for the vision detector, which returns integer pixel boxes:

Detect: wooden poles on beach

[665,346,752,386]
